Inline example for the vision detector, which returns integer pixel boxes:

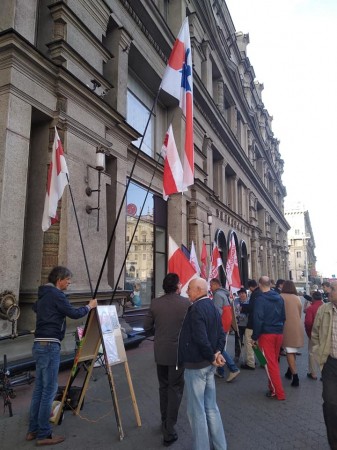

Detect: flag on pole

[160,17,194,190]
[225,233,242,296]
[200,240,208,280]
[208,243,222,282]
[42,127,69,231]
[190,241,200,275]
[181,243,190,260]
[161,125,185,200]
[168,236,197,295]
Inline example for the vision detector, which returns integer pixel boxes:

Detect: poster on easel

[97,305,127,366]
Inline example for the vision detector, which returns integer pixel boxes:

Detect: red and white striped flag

[225,233,242,296]
[42,127,69,231]
[168,236,197,296]
[161,125,185,200]
[200,240,208,280]
[208,243,222,282]
[160,18,194,190]
[189,240,200,275]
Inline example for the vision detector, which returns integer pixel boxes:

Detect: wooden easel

[54,306,141,440]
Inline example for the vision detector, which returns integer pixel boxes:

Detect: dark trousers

[157,364,185,439]
[322,356,337,450]
[235,326,246,357]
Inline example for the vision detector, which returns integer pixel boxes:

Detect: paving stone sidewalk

[0,333,329,450]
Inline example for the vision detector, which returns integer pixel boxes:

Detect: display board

[97,305,127,366]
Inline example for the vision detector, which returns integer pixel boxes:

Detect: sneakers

[266,391,276,399]
[25,432,37,441]
[36,435,65,446]
[214,371,224,378]
[240,363,255,370]
[307,373,317,380]
[226,370,240,382]
[266,391,286,401]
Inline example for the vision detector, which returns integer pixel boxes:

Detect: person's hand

[212,352,225,367]
[251,339,256,347]
[88,299,97,309]
[216,353,225,367]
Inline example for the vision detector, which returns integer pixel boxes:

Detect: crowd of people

[26,266,337,450]
[145,274,337,450]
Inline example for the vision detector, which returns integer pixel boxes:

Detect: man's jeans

[217,350,239,376]
[184,366,227,450]
[28,342,61,439]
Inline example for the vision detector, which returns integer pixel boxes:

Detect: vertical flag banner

[208,243,222,282]
[42,127,69,231]
[160,17,194,190]
[168,236,197,295]
[161,124,185,200]
[190,240,201,275]
[225,234,242,295]
[200,240,208,280]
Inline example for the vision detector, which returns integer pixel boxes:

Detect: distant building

[285,204,320,292]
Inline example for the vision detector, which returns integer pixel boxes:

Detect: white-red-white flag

[160,17,194,190]
[200,240,208,280]
[208,242,222,282]
[42,127,69,231]
[161,125,185,200]
[168,236,197,296]
[189,240,200,275]
[225,233,242,296]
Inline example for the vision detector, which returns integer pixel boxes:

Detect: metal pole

[304,239,309,294]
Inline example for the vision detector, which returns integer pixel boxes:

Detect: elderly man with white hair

[178,277,227,450]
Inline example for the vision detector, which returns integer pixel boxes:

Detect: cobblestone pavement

[0,333,329,450]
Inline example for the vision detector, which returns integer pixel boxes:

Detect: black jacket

[178,296,226,369]
[33,284,89,342]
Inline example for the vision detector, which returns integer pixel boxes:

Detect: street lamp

[203,212,213,256]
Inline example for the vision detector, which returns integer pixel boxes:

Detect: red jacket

[304,300,323,338]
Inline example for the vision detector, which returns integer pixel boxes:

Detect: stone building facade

[285,205,319,292]
[0,0,289,337]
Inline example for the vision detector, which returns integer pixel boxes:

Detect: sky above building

[226,0,337,277]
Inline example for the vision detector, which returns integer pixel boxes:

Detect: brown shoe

[36,435,65,446]
[26,432,37,441]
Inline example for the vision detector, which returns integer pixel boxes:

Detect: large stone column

[1,0,38,44]
[202,136,213,189]
[104,27,132,118]
[0,93,32,297]
[219,161,227,203]
[201,40,213,95]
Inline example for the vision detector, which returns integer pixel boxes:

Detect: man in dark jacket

[143,273,189,447]
[251,276,286,401]
[26,266,97,446]
[179,277,227,450]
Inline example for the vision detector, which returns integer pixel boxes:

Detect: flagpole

[109,145,166,305]
[66,174,94,297]
[95,17,193,298]
[93,89,161,298]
